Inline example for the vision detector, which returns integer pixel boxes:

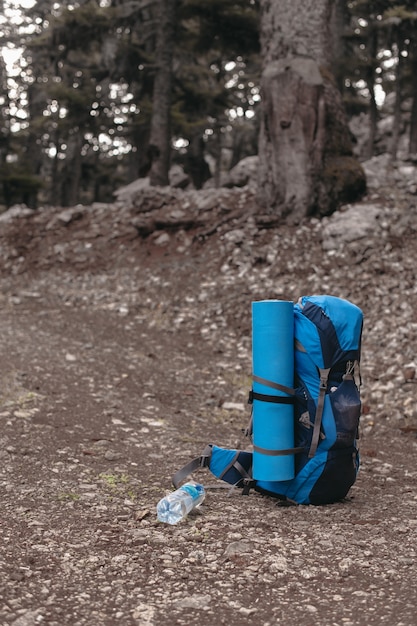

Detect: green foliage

[98,472,135,500]
[3,0,416,208]
[58,492,81,502]
[180,0,260,58]
[0,165,42,208]
[8,0,262,203]
[383,5,417,22]
[48,84,95,118]
[50,4,113,51]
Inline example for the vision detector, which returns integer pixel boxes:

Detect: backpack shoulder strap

[172,445,213,488]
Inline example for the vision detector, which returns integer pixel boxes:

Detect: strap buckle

[242,478,255,496]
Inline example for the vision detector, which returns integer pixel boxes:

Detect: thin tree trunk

[149,0,177,187]
[365,27,378,160]
[409,41,417,155]
[0,55,11,205]
[23,84,45,208]
[390,43,402,160]
[49,129,61,206]
[64,134,83,206]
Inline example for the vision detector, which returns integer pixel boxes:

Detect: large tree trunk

[330,0,349,93]
[257,0,366,221]
[149,0,177,187]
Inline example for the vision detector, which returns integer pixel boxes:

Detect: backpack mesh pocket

[329,377,361,448]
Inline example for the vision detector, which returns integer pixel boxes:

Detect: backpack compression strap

[251,374,295,400]
[246,374,295,439]
[308,367,330,458]
[246,375,303,456]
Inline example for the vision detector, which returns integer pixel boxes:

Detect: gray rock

[223,155,259,188]
[361,154,393,189]
[0,205,33,222]
[321,203,383,250]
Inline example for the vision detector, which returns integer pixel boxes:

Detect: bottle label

[180,483,199,499]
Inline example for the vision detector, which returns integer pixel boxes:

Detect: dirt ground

[1,193,417,626]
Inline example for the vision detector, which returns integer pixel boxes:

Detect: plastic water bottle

[156,482,205,525]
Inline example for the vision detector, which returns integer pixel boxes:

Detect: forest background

[1,0,417,213]
[1,5,417,623]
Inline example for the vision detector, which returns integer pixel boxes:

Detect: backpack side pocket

[329,377,361,449]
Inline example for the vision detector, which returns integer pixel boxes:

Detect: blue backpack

[173,295,363,505]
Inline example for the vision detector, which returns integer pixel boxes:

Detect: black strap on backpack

[245,374,295,437]
[246,374,304,457]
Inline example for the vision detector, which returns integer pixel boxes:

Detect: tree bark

[61,133,83,206]
[149,0,177,187]
[390,42,403,161]
[25,83,48,207]
[257,0,365,220]
[329,0,349,93]
[365,26,378,160]
[409,41,417,155]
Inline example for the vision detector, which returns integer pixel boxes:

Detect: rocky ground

[0,176,417,626]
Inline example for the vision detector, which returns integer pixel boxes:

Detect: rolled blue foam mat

[252,300,295,481]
